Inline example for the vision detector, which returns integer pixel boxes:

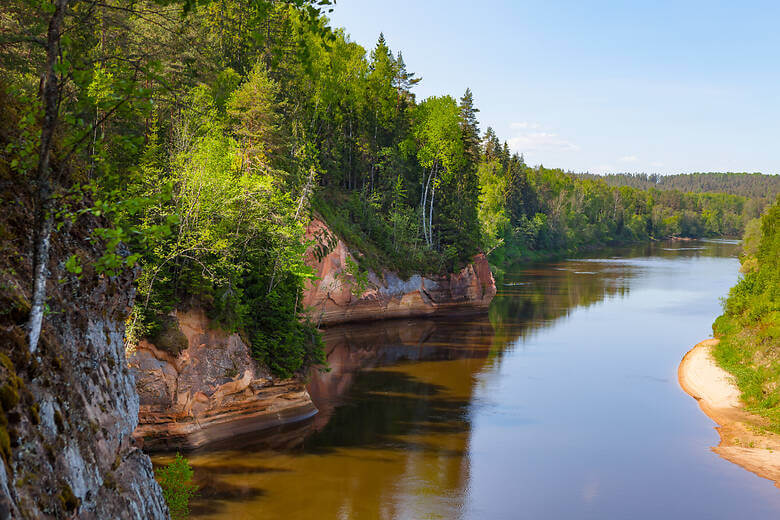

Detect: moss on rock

[151,315,189,356]
[58,482,79,513]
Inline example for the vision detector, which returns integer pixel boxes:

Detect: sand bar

[679,339,780,488]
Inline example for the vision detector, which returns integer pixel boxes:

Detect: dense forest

[0,0,484,377]
[1,0,775,378]
[475,142,768,264]
[575,172,780,201]
[713,195,780,429]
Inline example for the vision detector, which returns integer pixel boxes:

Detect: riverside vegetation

[1,0,780,516]
[712,195,780,429]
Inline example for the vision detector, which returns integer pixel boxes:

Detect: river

[176,239,780,519]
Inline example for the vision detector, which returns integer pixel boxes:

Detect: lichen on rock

[0,193,168,518]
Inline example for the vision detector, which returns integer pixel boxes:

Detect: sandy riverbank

[679,339,780,488]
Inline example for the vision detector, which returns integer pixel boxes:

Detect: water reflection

[170,239,780,519]
[181,316,494,519]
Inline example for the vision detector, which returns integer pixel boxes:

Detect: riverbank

[129,309,317,451]
[678,339,780,488]
[303,219,496,326]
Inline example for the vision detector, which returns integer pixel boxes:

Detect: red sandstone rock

[129,309,316,451]
[130,220,497,449]
[303,219,497,326]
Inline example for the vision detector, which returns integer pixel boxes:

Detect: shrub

[155,453,198,520]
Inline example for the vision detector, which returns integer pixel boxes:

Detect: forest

[576,172,780,201]
[1,0,776,379]
[472,142,771,265]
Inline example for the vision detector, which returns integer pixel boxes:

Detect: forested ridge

[1,0,773,377]
[473,142,767,265]
[576,172,779,201]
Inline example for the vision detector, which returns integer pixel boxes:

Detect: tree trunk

[28,0,69,354]
[428,179,436,247]
[421,164,434,244]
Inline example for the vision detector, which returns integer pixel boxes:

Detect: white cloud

[507,132,580,153]
[651,161,664,167]
[618,155,639,163]
[510,121,540,130]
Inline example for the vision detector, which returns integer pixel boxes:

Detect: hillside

[576,172,780,201]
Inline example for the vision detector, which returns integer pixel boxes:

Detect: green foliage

[712,196,780,429]
[3,0,764,382]
[2,0,338,375]
[577,171,779,206]
[64,255,82,276]
[475,138,760,264]
[127,85,323,377]
[155,454,198,520]
[477,159,509,250]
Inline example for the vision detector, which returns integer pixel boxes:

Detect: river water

[179,239,780,519]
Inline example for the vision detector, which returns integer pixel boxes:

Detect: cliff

[129,309,316,451]
[0,201,167,518]
[129,218,497,450]
[303,219,497,326]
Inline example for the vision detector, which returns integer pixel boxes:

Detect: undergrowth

[712,195,780,431]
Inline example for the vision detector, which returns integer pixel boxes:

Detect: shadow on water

[302,370,470,453]
[180,241,645,518]
[188,476,267,516]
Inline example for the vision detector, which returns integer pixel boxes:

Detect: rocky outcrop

[179,315,497,456]
[0,212,167,517]
[129,218,497,451]
[129,309,316,451]
[303,219,497,326]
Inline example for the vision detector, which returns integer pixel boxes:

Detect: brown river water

[154,239,780,519]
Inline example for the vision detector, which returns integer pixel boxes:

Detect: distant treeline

[575,172,779,202]
[478,136,767,264]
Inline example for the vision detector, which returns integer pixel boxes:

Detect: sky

[327,0,780,175]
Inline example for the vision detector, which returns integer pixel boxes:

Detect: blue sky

[328,0,780,175]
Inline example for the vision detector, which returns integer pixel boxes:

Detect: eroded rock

[129,309,317,451]
[303,219,497,325]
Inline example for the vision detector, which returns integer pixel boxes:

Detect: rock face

[129,217,496,451]
[303,219,497,326]
[0,217,167,517]
[129,309,316,451]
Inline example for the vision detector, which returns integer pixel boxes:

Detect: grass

[312,189,462,278]
[711,197,780,432]
[712,313,780,431]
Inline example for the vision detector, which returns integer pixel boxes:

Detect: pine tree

[459,88,481,164]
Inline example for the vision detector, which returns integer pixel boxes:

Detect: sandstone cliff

[129,309,316,451]
[0,209,167,518]
[129,218,497,451]
[303,219,497,326]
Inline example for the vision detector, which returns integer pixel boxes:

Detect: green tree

[155,454,198,520]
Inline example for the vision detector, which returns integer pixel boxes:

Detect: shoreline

[678,339,780,488]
